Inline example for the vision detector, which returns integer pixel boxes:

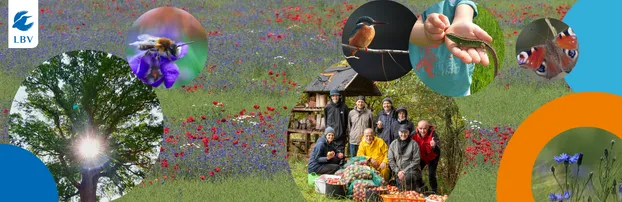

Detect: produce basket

[380,194,426,202]
[425,194,448,202]
[314,175,340,194]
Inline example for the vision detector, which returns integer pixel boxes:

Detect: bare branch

[341,44,410,59]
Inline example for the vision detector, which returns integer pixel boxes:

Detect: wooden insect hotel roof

[304,65,382,97]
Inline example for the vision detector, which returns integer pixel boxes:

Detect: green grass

[116,171,303,202]
[446,164,498,202]
[471,5,505,95]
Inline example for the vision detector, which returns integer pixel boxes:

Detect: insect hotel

[287,65,382,157]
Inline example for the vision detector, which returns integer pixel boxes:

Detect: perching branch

[341,44,409,59]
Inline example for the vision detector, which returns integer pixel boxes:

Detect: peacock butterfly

[516,18,579,80]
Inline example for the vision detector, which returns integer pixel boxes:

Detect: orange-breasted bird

[348,16,386,57]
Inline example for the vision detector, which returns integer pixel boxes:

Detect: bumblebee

[129,34,193,62]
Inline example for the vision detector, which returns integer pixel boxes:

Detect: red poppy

[214,167,221,172]
[212,134,219,140]
[254,104,260,109]
[213,101,218,105]
[209,171,215,176]
[161,159,168,167]
[200,175,206,180]
[233,140,239,145]
[160,147,165,152]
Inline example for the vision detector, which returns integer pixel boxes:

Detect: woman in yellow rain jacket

[357,128,390,182]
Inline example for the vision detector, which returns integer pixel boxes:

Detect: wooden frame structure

[287,65,382,157]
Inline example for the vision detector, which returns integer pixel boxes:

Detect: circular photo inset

[409,2,503,97]
[531,127,621,201]
[341,0,416,82]
[125,7,208,89]
[8,50,164,201]
[516,18,579,81]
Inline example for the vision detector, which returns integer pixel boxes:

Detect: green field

[0,0,583,201]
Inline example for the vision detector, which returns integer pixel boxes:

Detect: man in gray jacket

[388,125,422,191]
[348,96,374,157]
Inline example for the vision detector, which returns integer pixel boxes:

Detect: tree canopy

[9,50,163,201]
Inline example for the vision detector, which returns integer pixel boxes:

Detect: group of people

[307,89,441,193]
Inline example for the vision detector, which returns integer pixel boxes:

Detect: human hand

[430,139,436,147]
[370,158,377,165]
[398,171,405,181]
[380,162,386,170]
[424,13,451,47]
[444,20,493,65]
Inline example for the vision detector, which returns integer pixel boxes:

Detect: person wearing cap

[389,106,415,139]
[347,95,374,157]
[412,120,441,194]
[308,127,345,175]
[375,97,397,146]
[357,128,390,182]
[388,125,422,191]
[324,89,349,155]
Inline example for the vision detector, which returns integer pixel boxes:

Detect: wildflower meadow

[0,0,580,201]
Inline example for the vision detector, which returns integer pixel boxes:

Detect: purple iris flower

[128,44,188,88]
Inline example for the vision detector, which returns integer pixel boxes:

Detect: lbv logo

[8,0,38,48]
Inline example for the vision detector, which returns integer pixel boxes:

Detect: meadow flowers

[549,152,590,202]
[547,140,622,202]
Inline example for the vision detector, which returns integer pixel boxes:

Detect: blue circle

[0,144,58,201]
[563,1,622,95]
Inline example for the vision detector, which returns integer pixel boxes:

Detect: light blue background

[563,0,622,95]
[0,144,58,201]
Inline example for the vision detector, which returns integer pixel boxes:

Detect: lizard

[445,33,498,77]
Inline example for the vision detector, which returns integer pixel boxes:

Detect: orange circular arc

[497,92,622,201]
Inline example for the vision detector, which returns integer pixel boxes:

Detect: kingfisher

[348,16,386,57]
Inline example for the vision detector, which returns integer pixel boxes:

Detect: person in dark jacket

[412,120,441,194]
[375,97,397,146]
[390,106,415,139]
[308,127,345,174]
[388,125,422,191]
[324,89,349,154]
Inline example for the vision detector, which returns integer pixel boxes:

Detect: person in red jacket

[412,120,441,194]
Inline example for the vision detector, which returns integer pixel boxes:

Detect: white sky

[8,51,162,202]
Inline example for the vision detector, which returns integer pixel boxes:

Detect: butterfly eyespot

[536,61,547,75]
[565,49,577,59]
[517,52,529,64]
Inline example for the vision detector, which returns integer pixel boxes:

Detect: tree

[9,50,162,202]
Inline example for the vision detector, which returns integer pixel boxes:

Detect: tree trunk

[79,168,101,202]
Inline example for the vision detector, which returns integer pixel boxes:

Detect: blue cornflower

[568,153,580,164]
[618,184,622,199]
[554,153,570,164]
[548,193,558,201]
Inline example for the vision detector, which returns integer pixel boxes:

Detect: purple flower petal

[151,77,164,88]
[128,54,141,75]
[161,62,180,89]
